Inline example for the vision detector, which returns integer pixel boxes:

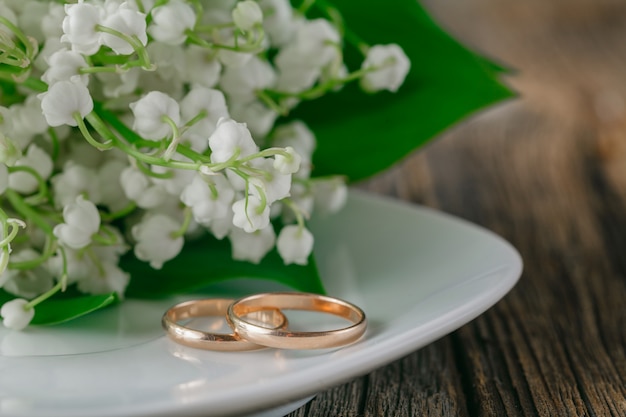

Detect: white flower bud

[41,48,89,87]
[259,0,294,47]
[0,132,21,167]
[41,3,65,39]
[100,7,148,55]
[39,79,94,127]
[229,100,277,139]
[229,225,275,264]
[130,91,180,140]
[148,0,195,45]
[248,158,291,204]
[145,41,186,81]
[61,2,104,55]
[181,87,230,141]
[8,144,53,195]
[360,44,411,93]
[120,166,168,209]
[275,19,340,70]
[18,1,49,43]
[182,45,222,87]
[0,299,34,331]
[219,56,276,104]
[53,195,101,249]
[208,118,258,164]
[132,214,184,269]
[276,225,314,265]
[232,195,270,233]
[232,0,263,32]
[273,146,301,175]
[51,162,101,209]
[180,174,235,226]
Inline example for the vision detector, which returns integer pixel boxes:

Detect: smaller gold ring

[227,292,367,350]
[162,298,287,351]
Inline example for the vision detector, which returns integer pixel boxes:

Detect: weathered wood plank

[290,0,626,415]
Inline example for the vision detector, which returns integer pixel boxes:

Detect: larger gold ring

[227,292,367,350]
[162,298,287,351]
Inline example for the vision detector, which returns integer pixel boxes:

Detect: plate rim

[0,190,523,417]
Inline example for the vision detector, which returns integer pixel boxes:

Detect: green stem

[256,89,289,116]
[100,201,137,221]
[47,127,60,161]
[5,190,53,234]
[24,247,68,309]
[78,65,120,74]
[0,219,25,247]
[170,207,192,238]
[298,0,316,14]
[161,115,181,160]
[282,198,307,228]
[92,108,210,168]
[0,16,36,59]
[91,226,119,245]
[7,165,50,202]
[8,235,56,270]
[95,25,153,70]
[76,112,114,150]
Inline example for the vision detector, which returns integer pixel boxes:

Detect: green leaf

[291,0,514,181]
[122,234,325,299]
[0,290,119,326]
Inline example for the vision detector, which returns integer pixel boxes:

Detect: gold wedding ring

[162,298,287,351]
[227,292,367,350]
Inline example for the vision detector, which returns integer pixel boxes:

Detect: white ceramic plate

[0,191,522,417]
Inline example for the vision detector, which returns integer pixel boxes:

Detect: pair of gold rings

[162,292,367,351]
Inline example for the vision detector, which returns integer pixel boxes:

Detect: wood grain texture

[288,0,626,415]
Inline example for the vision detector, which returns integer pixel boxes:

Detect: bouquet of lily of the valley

[0,0,510,330]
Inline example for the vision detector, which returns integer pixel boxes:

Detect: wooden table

[290,0,626,415]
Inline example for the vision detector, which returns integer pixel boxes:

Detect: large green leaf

[122,234,325,299]
[292,0,514,181]
[0,290,119,326]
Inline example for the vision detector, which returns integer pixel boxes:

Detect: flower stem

[170,207,192,238]
[24,247,68,309]
[5,190,53,235]
[76,112,114,150]
[100,201,137,221]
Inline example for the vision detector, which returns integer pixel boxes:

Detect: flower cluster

[0,0,410,329]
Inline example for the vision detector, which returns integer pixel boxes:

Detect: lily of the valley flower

[0,299,34,331]
[232,0,263,32]
[232,195,270,233]
[276,225,314,265]
[51,162,101,208]
[120,166,168,209]
[53,195,101,249]
[208,118,258,164]
[132,213,184,269]
[180,174,235,226]
[100,6,148,55]
[130,91,180,140]
[148,0,195,46]
[273,146,301,175]
[229,225,275,264]
[61,2,103,55]
[39,79,94,127]
[41,48,89,86]
[360,44,411,93]
[8,144,53,195]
